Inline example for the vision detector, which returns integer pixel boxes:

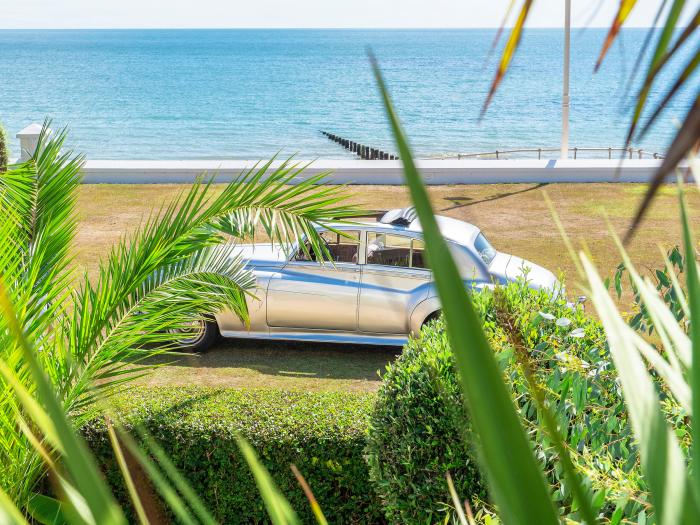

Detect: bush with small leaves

[367,281,655,523]
[365,314,487,524]
[81,387,384,524]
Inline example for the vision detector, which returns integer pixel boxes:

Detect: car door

[358,232,431,334]
[266,230,361,331]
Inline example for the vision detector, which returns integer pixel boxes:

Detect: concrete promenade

[76,158,669,184]
[13,123,677,185]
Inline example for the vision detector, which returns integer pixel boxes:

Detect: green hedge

[367,281,651,523]
[365,320,486,523]
[81,387,383,524]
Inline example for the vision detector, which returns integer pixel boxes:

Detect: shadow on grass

[142,338,400,382]
[441,182,549,211]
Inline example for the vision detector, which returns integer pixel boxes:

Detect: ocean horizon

[1,28,696,159]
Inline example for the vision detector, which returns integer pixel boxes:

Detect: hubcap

[169,319,206,346]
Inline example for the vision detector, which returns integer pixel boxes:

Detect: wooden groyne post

[320,131,398,160]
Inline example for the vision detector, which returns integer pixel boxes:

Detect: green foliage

[614,245,688,335]
[0,125,7,172]
[366,316,486,524]
[368,281,654,523]
[0,122,360,515]
[81,387,383,524]
[371,56,560,525]
[493,282,649,522]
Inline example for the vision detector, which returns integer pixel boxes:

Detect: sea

[0,28,697,160]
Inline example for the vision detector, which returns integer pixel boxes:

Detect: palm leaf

[116,425,219,525]
[26,494,68,525]
[371,54,560,525]
[0,485,30,525]
[625,0,692,144]
[213,158,360,260]
[0,140,359,512]
[481,0,533,118]
[580,247,700,523]
[105,420,150,525]
[117,430,201,525]
[625,96,700,241]
[290,465,327,525]
[622,0,669,99]
[679,182,700,502]
[594,0,638,72]
[636,19,700,141]
[486,0,517,62]
[237,437,300,525]
[0,279,126,525]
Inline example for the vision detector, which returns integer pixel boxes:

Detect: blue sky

[3,0,692,29]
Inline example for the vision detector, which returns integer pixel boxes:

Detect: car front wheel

[168,318,220,353]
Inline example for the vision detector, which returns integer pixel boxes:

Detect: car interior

[294,231,360,263]
[294,230,427,269]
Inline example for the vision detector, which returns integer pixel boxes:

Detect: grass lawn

[76,182,699,392]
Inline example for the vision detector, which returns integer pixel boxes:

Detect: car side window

[294,230,360,264]
[366,233,428,269]
[410,239,428,269]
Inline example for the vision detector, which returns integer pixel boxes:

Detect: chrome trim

[220,329,406,346]
[213,219,560,347]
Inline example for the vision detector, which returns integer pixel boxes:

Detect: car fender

[409,295,442,335]
[409,278,496,335]
[215,267,276,332]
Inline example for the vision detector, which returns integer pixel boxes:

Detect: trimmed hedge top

[82,387,382,524]
[84,386,374,440]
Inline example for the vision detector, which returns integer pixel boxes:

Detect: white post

[16,123,47,162]
[561,0,571,159]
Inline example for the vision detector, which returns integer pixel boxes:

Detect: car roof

[325,209,481,247]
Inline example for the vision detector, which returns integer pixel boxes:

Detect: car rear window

[366,233,427,269]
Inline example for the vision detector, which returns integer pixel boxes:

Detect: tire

[170,318,220,353]
[421,310,442,329]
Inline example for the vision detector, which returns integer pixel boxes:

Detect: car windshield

[474,233,497,266]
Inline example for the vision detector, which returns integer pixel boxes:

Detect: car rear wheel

[421,310,442,329]
[168,318,220,353]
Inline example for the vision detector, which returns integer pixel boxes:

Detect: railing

[429,147,665,160]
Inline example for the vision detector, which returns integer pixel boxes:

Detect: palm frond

[213,158,361,259]
[481,0,533,118]
[625,0,694,145]
[1,134,359,513]
[635,11,700,141]
[622,0,668,99]
[594,0,638,72]
[67,246,255,408]
[626,96,700,241]
[486,0,517,63]
[0,279,127,525]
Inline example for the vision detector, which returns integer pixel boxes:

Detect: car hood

[489,252,558,291]
[231,243,289,266]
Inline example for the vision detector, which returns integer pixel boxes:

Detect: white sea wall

[77,158,673,185]
[11,124,680,185]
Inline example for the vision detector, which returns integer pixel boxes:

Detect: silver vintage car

[184,207,558,352]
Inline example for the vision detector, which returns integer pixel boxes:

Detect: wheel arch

[409,296,442,335]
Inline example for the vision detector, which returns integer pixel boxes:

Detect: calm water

[0,29,697,159]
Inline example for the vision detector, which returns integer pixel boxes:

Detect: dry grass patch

[75,182,699,391]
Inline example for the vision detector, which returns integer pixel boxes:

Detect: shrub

[367,281,652,523]
[81,387,383,524]
[365,315,487,524]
